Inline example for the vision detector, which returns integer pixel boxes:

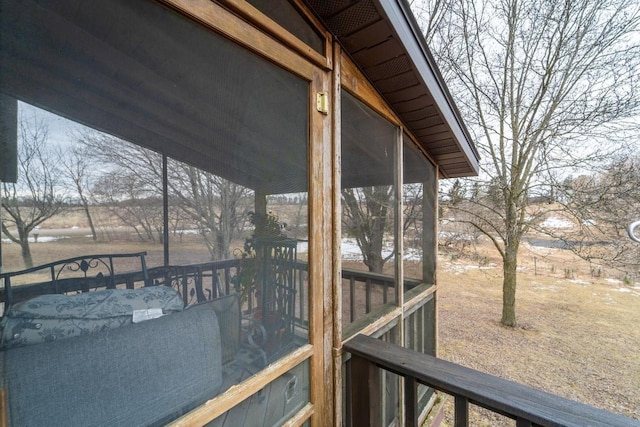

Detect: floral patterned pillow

[0,286,183,350]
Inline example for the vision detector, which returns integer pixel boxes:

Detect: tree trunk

[20,241,33,269]
[367,255,384,274]
[501,241,518,327]
[18,227,33,269]
[81,198,97,241]
[501,260,517,327]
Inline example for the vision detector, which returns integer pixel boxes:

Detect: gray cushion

[207,294,240,365]
[0,286,183,350]
[3,301,222,427]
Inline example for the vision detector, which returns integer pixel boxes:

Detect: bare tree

[551,154,640,273]
[92,170,164,242]
[77,131,165,242]
[79,131,251,259]
[167,163,252,259]
[1,114,66,268]
[410,0,456,45]
[59,143,98,240]
[418,0,640,326]
[342,186,394,273]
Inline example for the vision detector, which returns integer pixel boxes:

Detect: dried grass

[436,242,640,425]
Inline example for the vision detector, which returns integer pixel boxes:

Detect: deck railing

[1,256,422,329]
[344,334,640,427]
[340,268,422,323]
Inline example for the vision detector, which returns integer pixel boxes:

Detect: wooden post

[350,355,382,427]
[0,94,17,183]
[332,42,344,427]
[350,277,356,322]
[404,377,418,427]
[454,396,469,427]
[0,387,7,427]
[162,154,169,267]
[516,418,533,427]
[255,191,267,217]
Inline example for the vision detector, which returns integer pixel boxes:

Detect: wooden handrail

[344,334,640,427]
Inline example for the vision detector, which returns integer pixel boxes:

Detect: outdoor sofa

[0,253,242,426]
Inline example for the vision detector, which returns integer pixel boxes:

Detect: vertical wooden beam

[349,277,355,323]
[380,359,388,425]
[162,154,170,266]
[0,94,17,276]
[350,355,382,427]
[309,63,333,426]
[422,162,437,285]
[0,94,17,184]
[343,355,351,425]
[332,44,343,426]
[404,377,418,427]
[395,127,404,425]
[254,191,267,216]
[454,396,469,427]
[395,127,404,311]
[0,387,7,427]
[433,165,440,358]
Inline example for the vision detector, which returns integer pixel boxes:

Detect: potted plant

[231,211,286,303]
[231,211,293,357]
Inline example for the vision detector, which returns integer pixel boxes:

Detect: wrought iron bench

[0,252,150,316]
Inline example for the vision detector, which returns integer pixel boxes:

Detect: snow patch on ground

[567,279,590,285]
[533,285,562,291]
[440,261,497,275]
[2,236,69,244]
[613,287,640,296]
[296,241,308,254]
[541,217,573,229]
[338,238,391,261]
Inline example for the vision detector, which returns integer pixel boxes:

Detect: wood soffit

[302,0,480,178]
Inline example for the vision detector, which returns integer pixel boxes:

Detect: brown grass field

[437,238,640,425]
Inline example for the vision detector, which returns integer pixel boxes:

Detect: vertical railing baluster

[224,267,231,294]
[181,273,188,307]
[4,277,13,309]
[298,268,305,325]
[350,354,382,427]
[365,278,372,313]
[418,306,424,354]
[455,396,469,427]
[108,257,116,289]
[50,266,58,294]
[345,359,352,427]
[350,276,356,322]
[383,281,388,304]
[404,377,418,427]
[408,313,415,350]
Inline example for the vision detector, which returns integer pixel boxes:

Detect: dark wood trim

[345,334,640,427]
[404,377,418,427]
[350,355,382,427]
